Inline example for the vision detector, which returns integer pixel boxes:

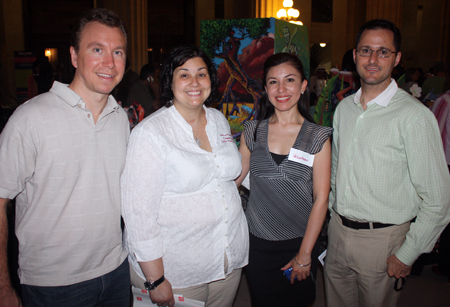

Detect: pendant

[195,137,201,146]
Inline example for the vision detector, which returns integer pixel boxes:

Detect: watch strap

[144,275,165,291]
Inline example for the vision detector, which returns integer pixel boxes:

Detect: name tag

[288,148,314,167]
[220,134,234,143]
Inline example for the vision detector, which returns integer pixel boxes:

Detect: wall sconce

[319,43,327,47]
[277,0,302,25]
[44,48,58,65]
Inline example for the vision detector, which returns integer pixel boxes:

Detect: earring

[301,91,304,94]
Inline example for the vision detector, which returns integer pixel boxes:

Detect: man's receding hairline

[357,28,396,49]
[73,20,127,52]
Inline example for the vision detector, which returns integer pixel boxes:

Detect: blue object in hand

[283,267,297,280]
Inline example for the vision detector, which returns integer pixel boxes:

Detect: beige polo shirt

[0,81,129,286]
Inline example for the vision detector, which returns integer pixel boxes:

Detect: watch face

[144,275,164,291]
[144,281,155,291]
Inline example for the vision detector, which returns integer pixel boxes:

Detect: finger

[281,261,293,271]
[400,269,411,278]
[290,273,296,284]
[386,264,394,277]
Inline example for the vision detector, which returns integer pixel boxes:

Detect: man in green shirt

[325,19,450,307]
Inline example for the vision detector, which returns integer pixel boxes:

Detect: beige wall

[0,0,25,105]
[401,0,450,70]
[195,0,215,46]
[305,0,448,72]
[254,0,280,18]
[99,0,148,74]
[330,0,349,68]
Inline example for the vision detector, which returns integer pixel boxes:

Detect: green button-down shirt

[330,80,450,265]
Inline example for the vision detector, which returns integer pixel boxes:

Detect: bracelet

[294,256,311,267]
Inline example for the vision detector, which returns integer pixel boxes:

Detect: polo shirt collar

[50,81,120,112]
[354,78,398,108]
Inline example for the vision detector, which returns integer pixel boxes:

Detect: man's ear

[394,51,402,67]
[70,46,78,69]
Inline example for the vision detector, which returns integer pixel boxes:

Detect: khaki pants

[130,259,242,307]
[324,214,410,307]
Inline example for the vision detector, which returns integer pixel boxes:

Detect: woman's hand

[149,279,175,307]
[138,259,174,306]
[281,253,311,284]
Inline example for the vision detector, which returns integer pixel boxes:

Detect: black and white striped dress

[244,118,332,307]
[244,118,333,241]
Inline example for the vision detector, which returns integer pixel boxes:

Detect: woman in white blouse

[121,45,249,307]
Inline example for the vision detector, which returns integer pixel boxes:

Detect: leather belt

[338,214,394,230]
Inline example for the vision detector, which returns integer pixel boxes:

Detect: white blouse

[121,105,249,288]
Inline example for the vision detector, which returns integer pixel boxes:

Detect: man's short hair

[355,19,401,52]
[139,64,156,80]
[71,8,127,53]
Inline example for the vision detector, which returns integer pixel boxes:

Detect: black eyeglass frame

[355,47,398,58]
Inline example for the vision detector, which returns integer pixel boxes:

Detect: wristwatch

[144,275,165,291]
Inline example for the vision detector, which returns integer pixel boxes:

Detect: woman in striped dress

[236,53,332,307]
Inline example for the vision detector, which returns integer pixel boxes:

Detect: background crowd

[0,7,449,307]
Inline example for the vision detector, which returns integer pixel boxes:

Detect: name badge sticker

[288,148,314,167]
[220,134,234,143]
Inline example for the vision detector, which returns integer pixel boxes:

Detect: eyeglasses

[356,48,398,58]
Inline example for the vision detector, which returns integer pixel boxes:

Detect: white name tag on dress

[288,148,314,167]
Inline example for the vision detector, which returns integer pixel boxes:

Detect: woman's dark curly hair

[160,45,221,107]
[254,53,313,140]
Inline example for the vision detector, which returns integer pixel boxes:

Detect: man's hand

[149,279,175,307]
[0,286,22,307]
[387,254,412,279]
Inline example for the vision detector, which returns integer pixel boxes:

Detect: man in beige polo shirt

[0,8,130,306]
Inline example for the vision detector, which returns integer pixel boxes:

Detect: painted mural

[274,19,310,80]
[200,18,309,140]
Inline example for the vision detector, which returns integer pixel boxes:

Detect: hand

[281,254,311,284]
[386,254,412,279]
[0,286,22,307]
[148,279,175,307]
